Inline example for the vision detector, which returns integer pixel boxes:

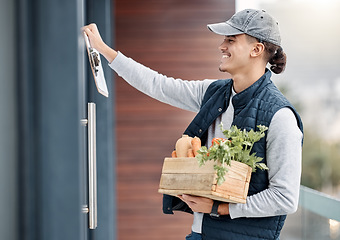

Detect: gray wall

[0,0,17,239]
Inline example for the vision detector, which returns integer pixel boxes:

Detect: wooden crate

[158,157,252,204]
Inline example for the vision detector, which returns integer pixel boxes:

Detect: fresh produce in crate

[196,124,269,185]
[158,124,269,203]
[172,135,201,158]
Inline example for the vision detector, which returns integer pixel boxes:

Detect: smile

[222,53,231,59]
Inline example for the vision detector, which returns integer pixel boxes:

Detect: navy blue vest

[162,70,303,239]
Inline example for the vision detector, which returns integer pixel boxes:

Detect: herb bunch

[196,124,269,185]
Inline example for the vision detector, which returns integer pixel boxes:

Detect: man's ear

[250,43,265,57]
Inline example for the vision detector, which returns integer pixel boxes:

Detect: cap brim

[207,22,244,36]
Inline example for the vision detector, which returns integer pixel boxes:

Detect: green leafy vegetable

[196,124,269,185]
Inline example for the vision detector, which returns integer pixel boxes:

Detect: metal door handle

[81,103,97,229]
[88,103,97,229]
[88,102,97,229]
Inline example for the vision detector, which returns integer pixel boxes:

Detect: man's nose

[219,42,227,51]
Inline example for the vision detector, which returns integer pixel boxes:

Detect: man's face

[218,34,255,75]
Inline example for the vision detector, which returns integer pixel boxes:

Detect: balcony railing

[281,186,340,240]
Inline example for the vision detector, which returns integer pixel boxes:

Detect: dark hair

[246,35,287,74]
[262,41,286,74]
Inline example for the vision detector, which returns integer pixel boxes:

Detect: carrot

[187,148,194,157]
[211,138,226,146]
[191,136,201,157]
[171,150,177,158]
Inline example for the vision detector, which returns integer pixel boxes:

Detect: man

[84,8,303,240]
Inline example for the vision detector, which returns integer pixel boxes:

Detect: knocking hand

[82,23,117,63]
[82,23,105,53]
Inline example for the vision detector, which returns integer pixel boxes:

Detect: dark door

[17,0,115,239]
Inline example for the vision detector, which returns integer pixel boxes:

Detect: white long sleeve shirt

[109,52,303,233]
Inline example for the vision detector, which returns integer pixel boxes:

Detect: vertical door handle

[88,102,97,229]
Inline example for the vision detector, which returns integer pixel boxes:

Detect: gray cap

[207,9,281,46]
